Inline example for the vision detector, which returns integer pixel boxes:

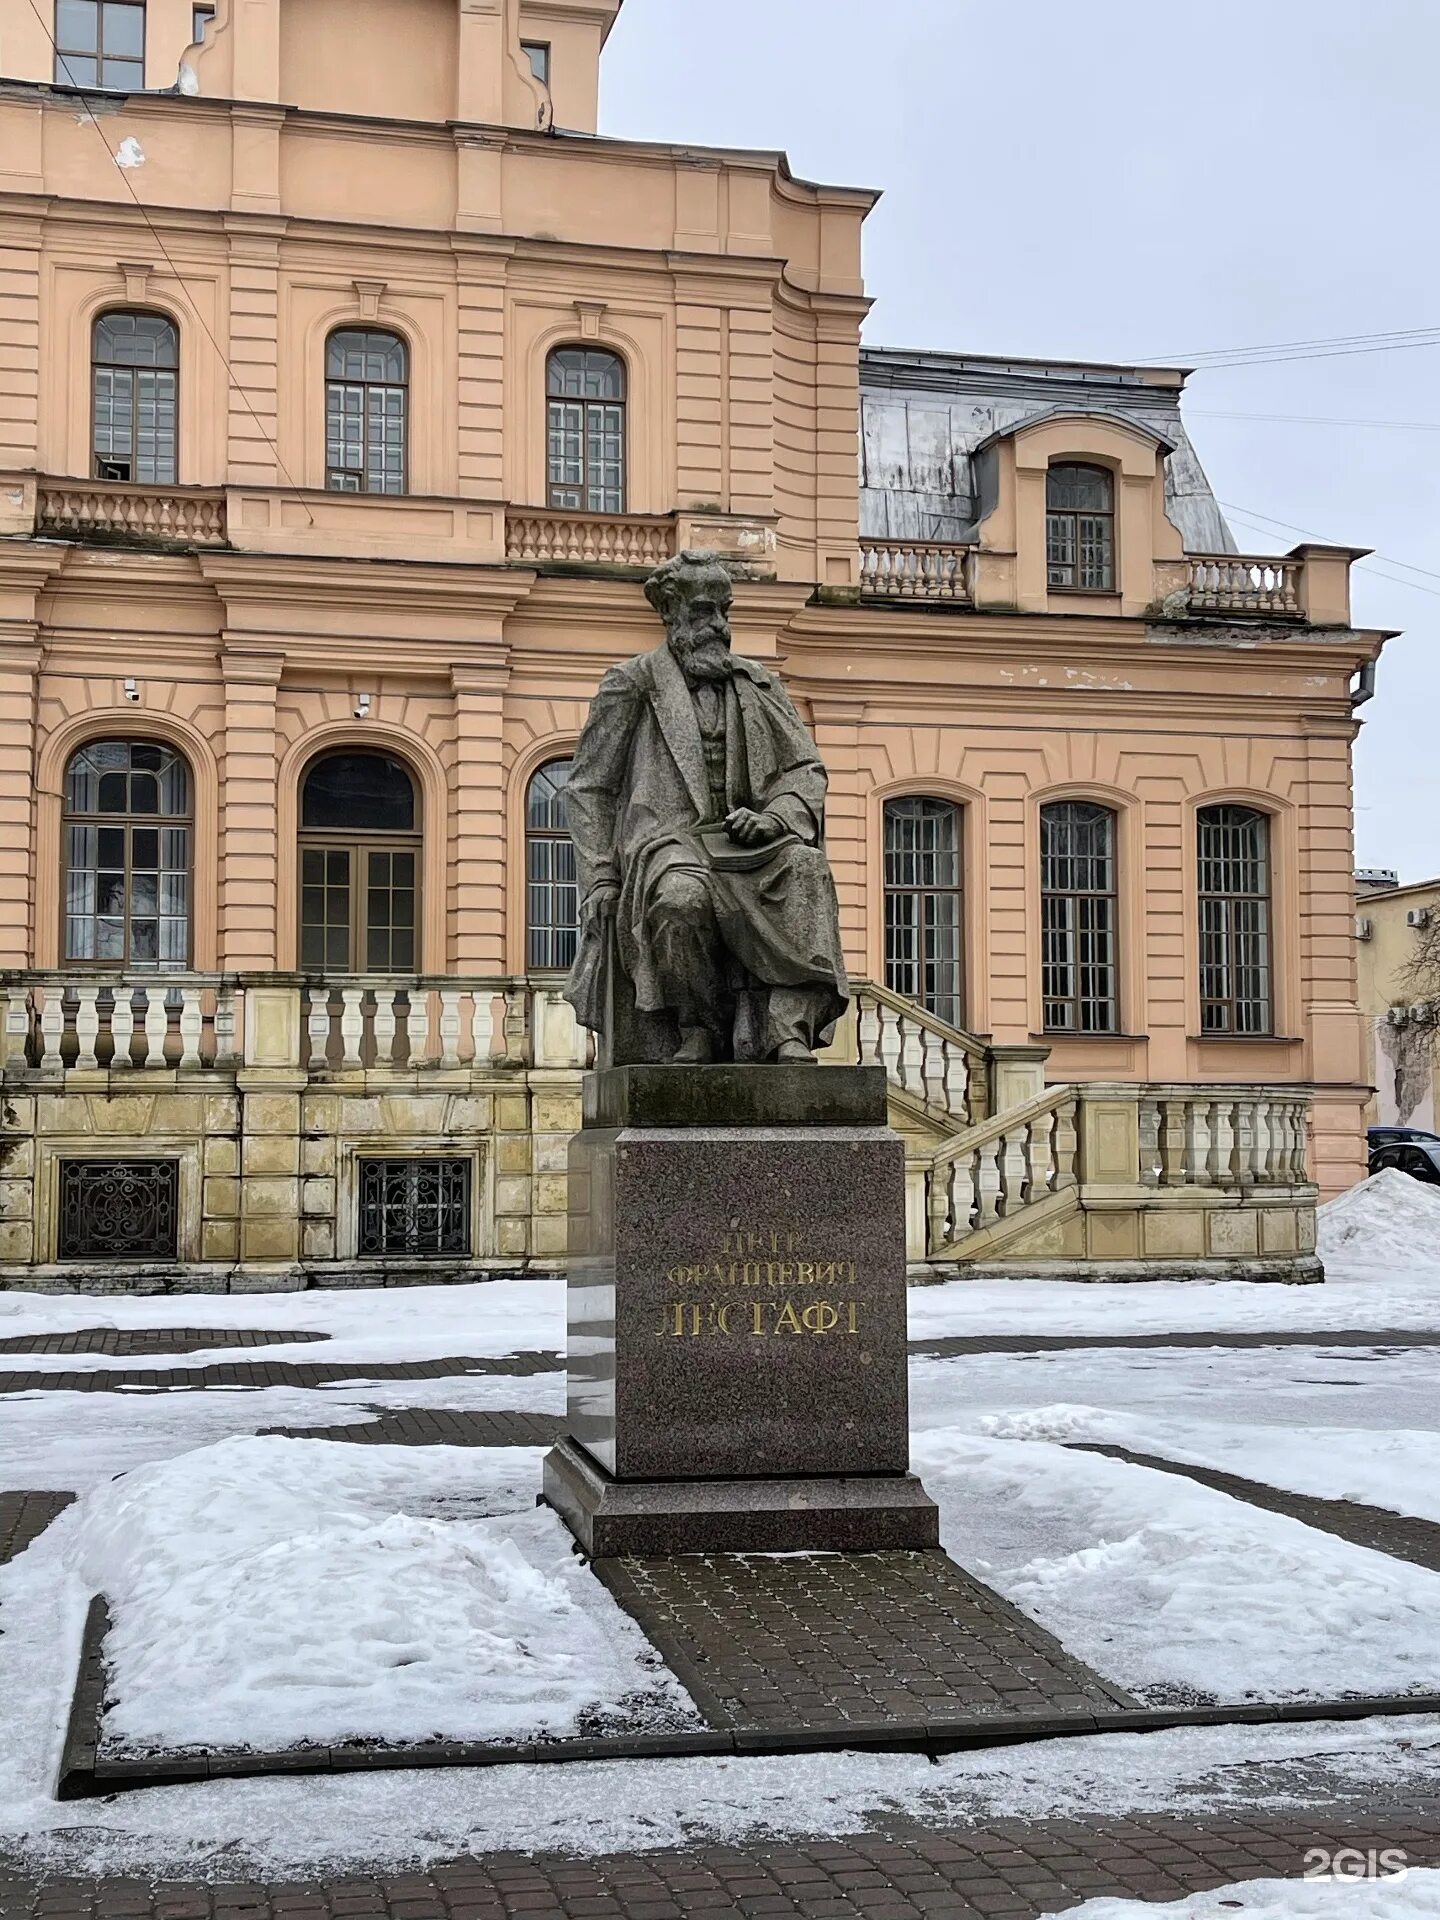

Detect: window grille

[63,739,191,966]
[56,0,145,90]
[884,797,963,1028]
[326,329,408,495]
[547,348,626,513]
[1046,463,1115,590]
[1041,802,1118,1032]
[526,759,578,971]
[1197,805,1273,1034]
[357,1159,471,1258]
[58,1159,178,1260]
[92,311,178,484]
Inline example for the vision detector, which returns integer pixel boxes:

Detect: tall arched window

[526,759,578,971]
[1046,463,1114,591]
[92,312,178,484]
[1197,805,1273,1035]
[299,751,420,972]
[326,329,408,494]
[1041,801,1118,1033]
[64,740,191,966]
[884,797,963,1028]
[547,348,626,513]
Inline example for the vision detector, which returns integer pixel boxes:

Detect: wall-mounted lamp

[122,677,140,703]
[354,693,372,720]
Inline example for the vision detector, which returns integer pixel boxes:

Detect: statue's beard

[675,635,734,684]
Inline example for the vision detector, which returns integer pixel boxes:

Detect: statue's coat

[564,640,848,1043]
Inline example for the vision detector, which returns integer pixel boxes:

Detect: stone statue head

[645,550,735,685]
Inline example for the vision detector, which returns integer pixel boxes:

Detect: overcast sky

[600,0,1439,883]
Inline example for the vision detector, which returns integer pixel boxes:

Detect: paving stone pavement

[0,1330,327,1358]
[1072,1442,1440,1573]
[0,1354,563,1396]
[0,1491,74,1566]
[3,1813,1440,1919]
[266,1409,566,1449]
[595,1551,1137,1731]
[910,1329,1440,1356]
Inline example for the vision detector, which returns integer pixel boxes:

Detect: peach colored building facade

[0,0,1386,1289]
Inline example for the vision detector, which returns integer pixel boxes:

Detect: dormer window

[1046,463,1115,591]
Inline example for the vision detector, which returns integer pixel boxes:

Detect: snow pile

[913,1429,1440,1702]
[1319,1167,1440,1268]
[64,1436,697,1753]
[1067,1871,1440,1918]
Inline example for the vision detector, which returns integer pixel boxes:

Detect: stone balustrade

[0,975,239,1072]
[505,508,676,569]
[925,1085,1079,1256]
[841,981,988,1129]
[859,539,972,601]
[1138,1086,1310,1189]
[36,481,228,547]
[1183,554,1302,617]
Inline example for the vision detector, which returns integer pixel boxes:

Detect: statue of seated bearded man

[563,549,850,1065]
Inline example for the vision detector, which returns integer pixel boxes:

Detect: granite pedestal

[542,1064,938,1556]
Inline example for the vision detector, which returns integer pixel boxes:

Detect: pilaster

[219,647,285,970]
[451,657,512,972]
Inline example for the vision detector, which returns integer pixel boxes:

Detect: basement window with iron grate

[357,1158,472,1259]
[58,1158,178,1261]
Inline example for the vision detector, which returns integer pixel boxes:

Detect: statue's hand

[581,881,620,934]
[724,807,785,847]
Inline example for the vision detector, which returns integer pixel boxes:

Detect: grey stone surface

[563,551,849,1066]
[565,1118,910,1482]
[584,1062,888,1129]
[543,1438,937,1556]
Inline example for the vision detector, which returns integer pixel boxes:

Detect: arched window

[1197,805,1273,1034]
[326,329,408,495]
[526,759,578,971]
[92,312,178,484]
[1046,463,1114,591]
[63,740,191,966]
[56,0,145,90]
[299,751,420,972]
[547,348,626,513]
[1041,801,1118,1033]
[884,797,963,1028]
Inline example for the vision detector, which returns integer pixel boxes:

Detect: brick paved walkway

[4,1812,1439,1919]
[1073,1442,1440,1573]
[0,1353,562,1395]
[0,1491,73,1566]
[0,1330,327,1358]
[595,1551,1136,1731]
[267,1409,565,1449]
[911,1329,1440,1356]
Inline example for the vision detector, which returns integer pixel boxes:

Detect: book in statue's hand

[695,821,800,872]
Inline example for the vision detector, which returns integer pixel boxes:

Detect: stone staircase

[831,984,1317,1277]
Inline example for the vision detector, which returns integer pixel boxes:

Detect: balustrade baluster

[1138,1095,1161,1189]
[502,984,531,1067]
[372,987,398,1068]
[974,1139,1003,1228]
[1234,1096,1257,1187]
[177,987,204,1069]
[3,990,33,1069]
[39,990,66,1071]
[1185,1097,1209,1185]
[470,988,497,1069]
[1053,1095,1078,1191]
[215,983,239,1065]
[926,1162,950,1254]
[1158,1096,1186,1187]
[110,988,135,1069]
[405,989,431,1068]
[339,988,365,1071]
[139,987,169,1068]
[74,985,101,1071]
[306,988,332,1073]
[438,990,462,1069]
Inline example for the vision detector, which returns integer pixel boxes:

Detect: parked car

[1368,1125,1440,1183]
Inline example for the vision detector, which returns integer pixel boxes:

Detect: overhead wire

[29,0,313,524]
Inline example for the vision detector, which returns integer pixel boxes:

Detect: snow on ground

[1320,1167,1440,1267]
[0,1279,566,1371]
[913,1429,1440,1702]
[981,1403,1440,1526]
[0,1372,564,1491]
[1067,1872,1438,1919]
[53,1436,697,1753]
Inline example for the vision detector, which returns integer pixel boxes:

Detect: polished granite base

[542,1437,940,1558]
